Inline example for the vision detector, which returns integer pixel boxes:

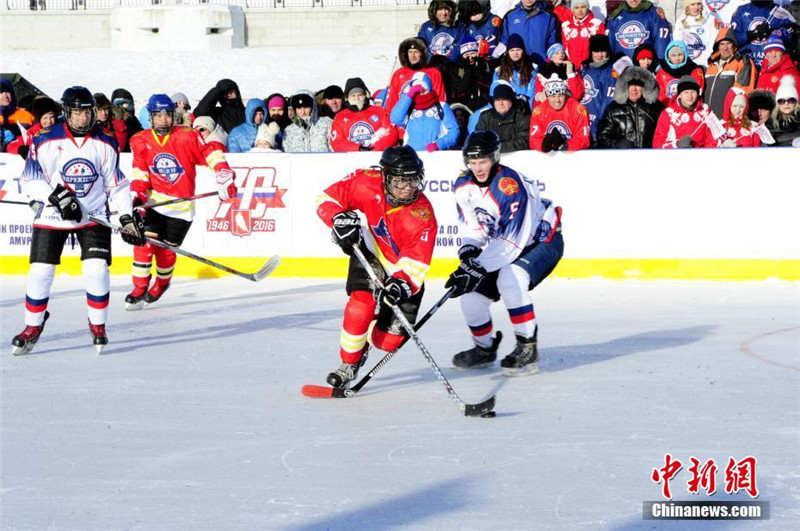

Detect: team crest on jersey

[408,205,432,221]
[497,177,519,196]
[706,0,730,10]
[371,217,400,254]
[546,121,573,139]
[62,158,99,198]
[474,207,497,237]
[149,153,185,184]
[666,79,680,98]
[617,21,650,49]
[581,76,599,104]
[349,121,375,144]
[431,32,455,55]
[683,32,706,59]
[747,18,769,42]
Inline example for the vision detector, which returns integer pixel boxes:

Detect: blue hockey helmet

[147,93,175,135]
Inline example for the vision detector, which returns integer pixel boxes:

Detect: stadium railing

[5,0,430,10]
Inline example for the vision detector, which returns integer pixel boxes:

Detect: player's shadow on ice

[286,476,475,531]
[362,325,714,395]
[26,309,343,356]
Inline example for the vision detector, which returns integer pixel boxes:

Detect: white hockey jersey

[453,164,560,273]
[21,123,132,230]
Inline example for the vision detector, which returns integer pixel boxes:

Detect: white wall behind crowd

[0,149,798,279]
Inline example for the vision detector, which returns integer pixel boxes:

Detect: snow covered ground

[2,46,399,108]
[2,275,798,530]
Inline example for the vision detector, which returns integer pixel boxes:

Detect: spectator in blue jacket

[389,72,460,151]
[606,0,672,60]
[579,35,619,139]
[418,0,467,63]
[500,0,559,66]
[227,98,266,153]
[731,0,796,57]
[493,33,538,108]
[458,0,503,60]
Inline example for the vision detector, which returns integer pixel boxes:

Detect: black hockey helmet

[61,86,96,136]
[379,146,425,206]
[462,130,501,167]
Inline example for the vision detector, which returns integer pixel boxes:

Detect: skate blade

[95,344,106,354]
[451,362,495,371]
[502,363,539,377]
[11,344,33,356]
[125,301,145,311]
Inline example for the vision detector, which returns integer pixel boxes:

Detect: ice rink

[1,275,798,530]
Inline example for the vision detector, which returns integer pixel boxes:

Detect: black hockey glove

[119,211,146,247]
[445,257,487,298]
[376,277,413,308]
[358,144,373,151]
[457,244,482,262]
[541,130,566,153]
[48,183,82,222]
[331,211,361,255]
[28,200,44,218]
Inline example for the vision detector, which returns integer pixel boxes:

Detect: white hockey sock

[460,291,495,348]
[24,262,56,326]
[497,264,537,339]
[83,258,110,325]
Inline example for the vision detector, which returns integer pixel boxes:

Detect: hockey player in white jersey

[11,86,145,355]
[445,131,564,376]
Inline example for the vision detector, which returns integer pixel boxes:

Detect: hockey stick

[351,246,495,417]
[137,191,218,210]
[88,215,281,282]
[0,199,54,208]
[301,287,453,399]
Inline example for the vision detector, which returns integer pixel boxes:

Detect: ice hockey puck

[480,411,496,418]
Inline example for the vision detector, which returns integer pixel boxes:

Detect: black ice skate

[501,328,539,377]
[144,282,169,306]
[452,332,503,370]
[125,285,147,311]
[326,350,369,389]
[89,322,108,354]
[11,311,50,356]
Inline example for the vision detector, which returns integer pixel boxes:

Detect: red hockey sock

[132,243,154,288]
[152,246,176,287]
[340,290,376,364]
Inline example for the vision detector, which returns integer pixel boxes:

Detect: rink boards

[0,148,797,280]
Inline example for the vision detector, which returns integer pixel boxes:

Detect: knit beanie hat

[323,85,344,100]
[546,43,566,61]
[776,77,798,101]
[256,121,280,147]
[763,34,786,53]
[543,74,568,96]
[506,33,526,52]
[677,75,700,95]
[192,115,216,132]
[492,83,516,101]
[460,35,480,56]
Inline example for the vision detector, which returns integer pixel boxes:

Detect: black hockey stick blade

[249,255,281,281]
[463,395,496,417]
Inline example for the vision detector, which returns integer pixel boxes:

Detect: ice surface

[2,276,798,530]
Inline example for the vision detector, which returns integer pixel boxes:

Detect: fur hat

[676,75,700,95]
[256,121,280,147]
[613,66,659,104]
[588,34,611,56]
[290,93,314,109]
[323,85,344,100]
[747,89,776,112]
[30,96,60,122]
[506,33,526,52]
[776,77,798,101]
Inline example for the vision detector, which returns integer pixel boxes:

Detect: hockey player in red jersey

[125,94,236,309]
[12,86,145,355]
[316,146,437,388]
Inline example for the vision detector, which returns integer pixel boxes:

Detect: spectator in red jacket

[655,40,705,106]
[331,77,399,152]
[529,74,591,151]
[94,93,130,151]
[558,0,606,66]
[653,75,711,148]
[385,37,448,112]
[5,96,59,158]
[704,88,761,147]
[755,35,800,96]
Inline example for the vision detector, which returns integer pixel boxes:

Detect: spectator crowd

[2,0,799,155]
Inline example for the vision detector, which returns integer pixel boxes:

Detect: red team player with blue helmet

[125,94,236,309]
[446,131,564,376]
[11,86,145,355]
[316,146,437,388]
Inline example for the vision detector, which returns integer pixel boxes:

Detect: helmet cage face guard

[150,109,175,136]
[382,165,424,206]
[64,104,96,136]
[462,146,501,169]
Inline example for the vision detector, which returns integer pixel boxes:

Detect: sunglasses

[777,98,797,105]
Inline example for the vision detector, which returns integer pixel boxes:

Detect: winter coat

[704,28,757,118]
[704,87,760,147]
[755,54,800,95]
[653,96,712,148]
[492,65,538,109]
[655,61,706,106]
[560,11,606,66]
[501,2,560,65]
[459,0,503,59]
[767,109,800,146]
[606,1,672,60]
[0,79,34,150]
[475,98,531,152]
[579,57,618,138]
[673,4,719,67]
[195,79,246,134]
[596,66,663,148]
[389,92,459,151]
[529,97,591,151]
[386,38,448,112]
[283,91,333,153]
[227,98,267,153]
[330,105,399,152]
[448,55,493,111]
[418,0,466,63]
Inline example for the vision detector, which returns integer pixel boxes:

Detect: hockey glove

[358,144,373,151]
[216,168,237,201]
[458,244,482,262]
[376,277,413,307]
[445,258,487,298]
[28,200,44,218]
[676,135,693,149]
[331,211,361,255]
[541,130,565,153]
[48,183,82,222]
[119,212,146,247]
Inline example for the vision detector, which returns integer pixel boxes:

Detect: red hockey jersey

[316,168,437,292]
[529,98,591,151]
[330,106,399,152]
[129,127,230,221]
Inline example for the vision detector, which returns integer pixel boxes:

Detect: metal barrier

[5,0,428,9]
